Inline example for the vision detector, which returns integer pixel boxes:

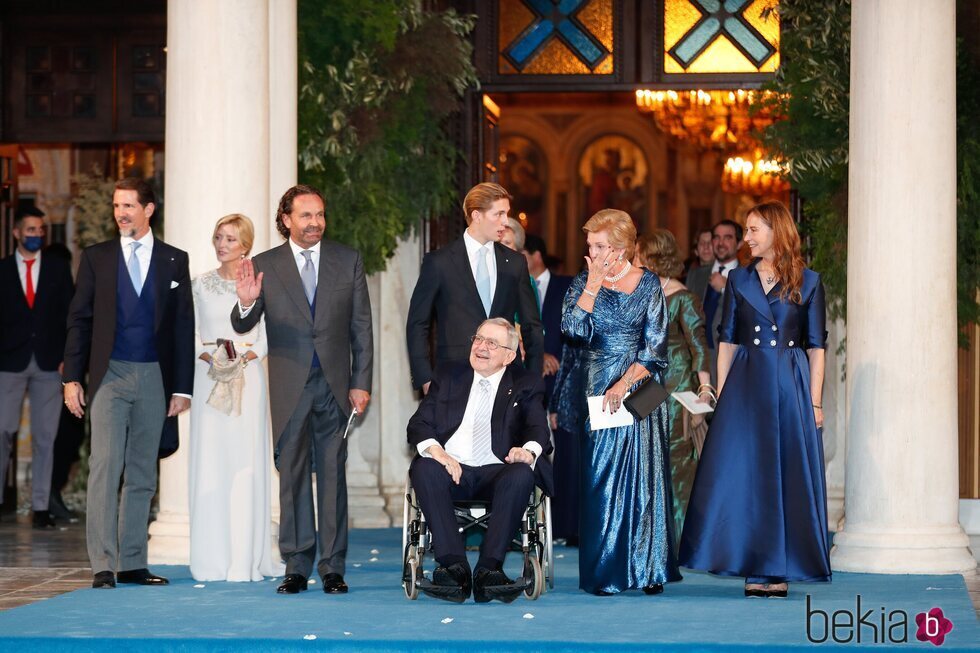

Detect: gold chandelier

[721,150,790,196]
[635,89,780,150]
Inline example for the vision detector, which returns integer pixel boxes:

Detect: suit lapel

[270,243,314,325]
[450,238,484,315]
[103,240,120,325]
[488,243,513,317]
[742,260,776,324]
[446,366,474,434]
[490,367,513,444]
[151,241,171,332]
[314,241,337,327]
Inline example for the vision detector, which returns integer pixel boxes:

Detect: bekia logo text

[806,595,953,645]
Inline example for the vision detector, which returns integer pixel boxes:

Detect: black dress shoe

[48,492,76,521]
[117,568,169,585]
[643,584,664,595]
[321,573,348,594]
[473,567,523,604]
[92,571,116,589]
[277,573,308,594]
[422,562,472,603]
[32,510,56,529]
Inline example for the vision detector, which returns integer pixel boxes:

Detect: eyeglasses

[470,334,513,351]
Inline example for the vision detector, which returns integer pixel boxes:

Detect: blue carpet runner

[0,529,976,651]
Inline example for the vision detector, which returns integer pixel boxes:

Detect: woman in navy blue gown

[679,200,830,598]
[562,209,681,595]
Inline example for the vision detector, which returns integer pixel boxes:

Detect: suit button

[771,325,778,332]
[754,325,761,332]
[753,338,760,345]
[789,340,795,347]
[770,340,777,347]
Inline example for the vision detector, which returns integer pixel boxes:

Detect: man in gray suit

[232,184,372,596]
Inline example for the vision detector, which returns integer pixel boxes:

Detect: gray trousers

[0,356,62,510]
[87,360,165,573]
[277,367,347,579]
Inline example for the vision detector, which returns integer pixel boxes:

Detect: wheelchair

[401,472,554,600]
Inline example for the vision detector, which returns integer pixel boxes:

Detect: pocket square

[170,281,180,289]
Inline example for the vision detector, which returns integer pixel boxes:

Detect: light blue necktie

[300,250,316,305]
[127,242,142,293]
[475,245,491,316]
[471,379,493,464]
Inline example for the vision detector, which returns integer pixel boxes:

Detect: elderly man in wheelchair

[406,318,553,604]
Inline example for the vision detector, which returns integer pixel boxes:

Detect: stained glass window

[498,0,614,75]
[664,0,779,74]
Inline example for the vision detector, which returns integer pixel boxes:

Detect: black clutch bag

[623,379,669,420]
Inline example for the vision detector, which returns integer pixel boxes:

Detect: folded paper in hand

[587,393,635,430]
[671,391,714,415]
[342,408,359,439]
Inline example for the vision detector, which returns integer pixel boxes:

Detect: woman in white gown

[189,214,285,581]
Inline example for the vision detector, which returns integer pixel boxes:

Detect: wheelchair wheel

[403,544,421,600]
[542,496,554,589]
[523,555,544,600]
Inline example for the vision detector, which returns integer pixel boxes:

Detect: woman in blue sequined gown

[561,209,681,595]
[680,201,830,598]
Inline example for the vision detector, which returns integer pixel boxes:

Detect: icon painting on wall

[579,135,648,223]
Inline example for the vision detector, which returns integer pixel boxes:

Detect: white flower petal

[441,617,454,624]
[523,613,534,620]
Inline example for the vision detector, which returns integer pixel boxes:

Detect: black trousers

[410,457,535,568]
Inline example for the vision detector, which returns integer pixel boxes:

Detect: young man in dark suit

[407,318,552,604]
[406,183,543,394]
[0,206,74,528]
[63,177,194,589]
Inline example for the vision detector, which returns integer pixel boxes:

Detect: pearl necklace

[605,260,631,290]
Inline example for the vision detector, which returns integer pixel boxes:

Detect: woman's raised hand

[584,248,613,290]
[236,258,263,306]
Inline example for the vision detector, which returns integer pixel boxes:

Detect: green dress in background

[663,288,710,540]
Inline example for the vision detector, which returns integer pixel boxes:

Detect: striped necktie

[471,378,493,464]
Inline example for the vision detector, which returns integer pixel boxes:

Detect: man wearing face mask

[0,205,74,528]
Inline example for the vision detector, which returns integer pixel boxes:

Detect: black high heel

[643,584,664,595]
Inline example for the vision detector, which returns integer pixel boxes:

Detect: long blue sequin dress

[561,270,682,593]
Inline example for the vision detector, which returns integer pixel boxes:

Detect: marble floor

[1,511,979,616]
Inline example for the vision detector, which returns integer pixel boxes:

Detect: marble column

[823,318,846,531]
[831,0,975,575]
[149,0,296,564]
[378,236,423,520]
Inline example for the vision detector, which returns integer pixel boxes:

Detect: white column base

[147,511,190,565]
[383,484,406,524]
[959,499,980,564]
[346,471,391,528]
[831,526,977,576]
[827,490,845,532]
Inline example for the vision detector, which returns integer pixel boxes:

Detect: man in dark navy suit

[0,206,74,528]
[407,318,552,604]
[63,178,194,589]
[406,183,543,394]
[521,234,572,402]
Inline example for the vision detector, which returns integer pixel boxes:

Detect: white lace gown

[188,270,285,581]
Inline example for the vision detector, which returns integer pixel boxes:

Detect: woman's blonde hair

[213,213,255,256]
[582,209,637,261]
[635,229,684,278]
[747,200,805,304]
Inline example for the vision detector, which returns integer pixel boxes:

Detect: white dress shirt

[417,366,543,465]
[534,268,551,310]
[713,258,738,279]
[120,231,154,290]
[15,249,41,295]
[463,230,497,301]
[239,238,321,317]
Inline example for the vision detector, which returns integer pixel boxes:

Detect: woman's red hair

[748,200,805,304]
